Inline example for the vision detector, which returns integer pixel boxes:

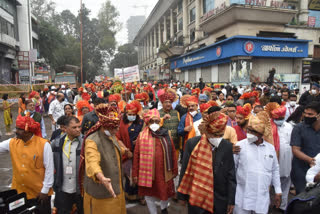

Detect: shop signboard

[231,60,252,86]
[308,16,316,27]
[309,0,320,10]
[302,60,311,84]
[114,65,140,83]
[19,70,30,84]
[274,74,300,90]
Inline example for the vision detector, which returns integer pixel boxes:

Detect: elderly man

[79,104,129,214]
[0,115,53,213]
[178,108,236,214]
[52,116,83,214]
[49,92,67,131]
[234,111,282,214]
[133,109,178,214]
[199,93,209,104]
[178,96,202,149]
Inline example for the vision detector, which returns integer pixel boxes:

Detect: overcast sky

[53,0,158,45]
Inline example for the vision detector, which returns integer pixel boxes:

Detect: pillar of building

[299,0,309,24]
[182,0,189,45]
[154,28,157,55]
[144,38,147,62]
[195,0,201,41]
[149,32,153,59]
[163,16,167,43]
[158,22,162,48]
[170,9,174,39]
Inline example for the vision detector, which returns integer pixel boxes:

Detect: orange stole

[9,136,53,199]
[178,135,214,213]
[183,113,196,149]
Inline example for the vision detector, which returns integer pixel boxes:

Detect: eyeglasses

[149,119,160,124]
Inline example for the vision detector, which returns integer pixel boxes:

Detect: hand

[133,177,138,185]
[37,193,49,205]
[274,193,282,208]
[309,158,316,167]
[233,145,241,154]
[314,172,320,183]
[52,120,56,125]
[163,114,171,120]
[100,177,116,198]
[227,205,234,214]
[178,200,186,206]
[126,149,133,159]
[184,126,192,132]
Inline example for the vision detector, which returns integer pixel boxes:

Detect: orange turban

[78,87,84,92]
[200,101,218,113]
[248,111,273,144]
[186,84,191,89]
[143,108,160,124]
[191,88,201,97]
[180,95,191,108]
[28,91,39,99]
[265,102,286,119]
[76,100,92,116]
[202,87,213,94]
[16,114,41,136]
[135,92,149,103]
[199,111,228,136]
[236,103,252,120]
[109,94,121,104]
[186,96,199,106]
[163,84,169,88]
[126,100,142,114]
[95,104,121,129]
[159,88,178,103]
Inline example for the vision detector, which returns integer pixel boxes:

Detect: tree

[30,0,56,21]
[109,43,138,76]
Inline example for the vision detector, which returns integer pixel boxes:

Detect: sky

[53,0,158,45]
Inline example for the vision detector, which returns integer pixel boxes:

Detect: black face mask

[304,116,317,125]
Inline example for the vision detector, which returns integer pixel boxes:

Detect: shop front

[171,36,309,86]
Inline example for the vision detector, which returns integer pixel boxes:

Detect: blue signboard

[170,36,309,70]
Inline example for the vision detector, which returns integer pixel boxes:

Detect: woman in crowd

[217,91,226,106]
[76,100,92,124]
[64,103,74,117]
[18,93,26,115]
[3,94,15,135]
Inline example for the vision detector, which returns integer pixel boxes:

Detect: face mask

[208,137,223,148]
[289,101,296,107]
[127,115,136,122]
[247,133,258,143]
[277,93,282,97]
[304,116,318,125]
[274,119,285,127]
[104,130,111,136]
[149,123,160,132]
[189,111,197,117]
[312,89,317,95]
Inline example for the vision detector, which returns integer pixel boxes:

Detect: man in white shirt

[49,93,67,131]
[234,112,282,214]
[0,115,54,213]
[285,94,299,120]
[306,153,320,186]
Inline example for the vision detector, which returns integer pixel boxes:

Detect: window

[203,0,215,14]
[190,28,195,42]
[178,18,183,31]
[0,0,15,15]
[178,1,182,13]
[190,7,195,23]
[1,18,7,35]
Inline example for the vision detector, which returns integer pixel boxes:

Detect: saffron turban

[16,114,41,136]
[109,94,122,104]
[158,88,178,103]
[76,100,92,116]
[200,101,218,113]
[248,111,273,144]
[191,88,201,96]
[199,111,228,136]
[95,104,121,129]
[28,91,39,99]
[126,100,142,114]
[236,103,252,120]
[265,102,286,119]
[186,96,199,106]
[143,108,160,124]
[180,95,191,108]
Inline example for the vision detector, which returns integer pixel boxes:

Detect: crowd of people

[1,77,320,214]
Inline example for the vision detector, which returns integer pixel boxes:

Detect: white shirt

[48,99,67,122]
[306,153,320,185]
[285,102,299,121]
[278,122,294,177]
[0,137,54,194]
[222,88,227,96]
[234,139,282,213]
[238,87,244,95]
[194,118,203,136]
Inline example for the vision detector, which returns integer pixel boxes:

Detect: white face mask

[277,93,282,97]
[189,111,197,117]
[104,130,111,136]
[208,137,223,148]
[247,133,258,143]
[149,124,160,132]
[274,119,285,127]
[289,101,296,107]
[127,115,136,122]
[312,89,317,95]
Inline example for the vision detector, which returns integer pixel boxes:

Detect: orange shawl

[178,135,214,213]
[184,113,196,148]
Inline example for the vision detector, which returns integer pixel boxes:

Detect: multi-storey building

[127,16,146,43]
[134,0,319,88]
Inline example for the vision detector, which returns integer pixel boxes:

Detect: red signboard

[308,16,316,27]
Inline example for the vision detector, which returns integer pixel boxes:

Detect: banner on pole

[114,65,140,83]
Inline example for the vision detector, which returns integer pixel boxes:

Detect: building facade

[127,16,146,43]
[133,0,320,88]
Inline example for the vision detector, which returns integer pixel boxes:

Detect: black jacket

[178,136,236,214]
[51,134,84,194]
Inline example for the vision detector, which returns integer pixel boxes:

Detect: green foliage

[30,0,120,82]
[108,43,138,76]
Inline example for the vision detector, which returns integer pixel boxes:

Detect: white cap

[51,86,56,90]
[143,82,147,84]
[61,85,66,89]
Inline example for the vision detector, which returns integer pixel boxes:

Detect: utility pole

[27,0,33,88]
[80,0,83,85]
